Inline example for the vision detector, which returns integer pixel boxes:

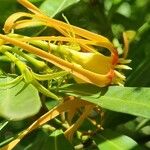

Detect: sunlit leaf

[94,129,139,150]
[60,84,150,118]
[49,130,74,150]
[40,0,79,17]
[0,77,41,120]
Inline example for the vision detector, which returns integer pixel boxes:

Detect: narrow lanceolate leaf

[40,0,79,17]
[49,130,74,150]
[59,84,150,118]
[94,129,139,150]
[0,77,41,120]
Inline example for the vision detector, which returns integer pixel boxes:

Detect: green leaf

[49,130,74,150]
[59,84,150,118]
[102,110,135,128]
[0,77,41,120]
[14,130,51,150]
[45,99,59,110]
[13,129,73,150]
[0,0,17,23]
[29,0,43,2]
[39,0,79,17]
[94,129,139,150]
[127,34,150,87]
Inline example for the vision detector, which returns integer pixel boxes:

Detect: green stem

[0,121,9,131]
[12,47,50,71]
[0,137,14,147]
[0,42,59,100]
[32,71,68,81]
[32,79,59,100]
[0,55,11,62]
[135,118,150,131]
[8,33,51,51]
[136,21,150,40]
[0,45,27,73]
[1,45,51,72]
[0,75,23,89]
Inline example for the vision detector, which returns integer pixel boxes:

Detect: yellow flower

[67,51,115,82]
[0,0,131,87]
[55,43,132,86]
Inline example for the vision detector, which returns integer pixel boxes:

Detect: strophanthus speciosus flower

[51,44,131,86]
[0,1,133,149]
[0,0,131,87]
[50,45,116,84]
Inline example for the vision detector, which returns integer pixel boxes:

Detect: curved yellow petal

[0,34,114,87]
[4,12,33,33]
[17,0,117,54]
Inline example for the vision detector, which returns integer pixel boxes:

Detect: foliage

[0,0,150,149]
